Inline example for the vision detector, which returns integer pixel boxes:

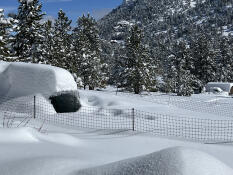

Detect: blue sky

[0,0,122,24]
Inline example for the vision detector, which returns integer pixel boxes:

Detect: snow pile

[0,62,77,99]
[206,82,233,94]
[0,94,56,114]
[78,147,233,175]
[0,127,83,175]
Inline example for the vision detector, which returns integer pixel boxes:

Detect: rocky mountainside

[98,0,233,53]
[98,0,233,92]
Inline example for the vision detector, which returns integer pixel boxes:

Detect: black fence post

[132,108,135,131]
[33,96,36,119]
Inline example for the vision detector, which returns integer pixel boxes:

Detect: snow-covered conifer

[41,20,54,64]
[0,9,12,61]
[165,41,195,96]
[52,10,72,70]
[123,25,157,94]
[191,34,217,87]
[73,14,106,90]
[13,0,44,63]
[217,37,233,82]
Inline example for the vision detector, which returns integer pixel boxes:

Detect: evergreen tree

[110,45,128,87]
[165,42,194,96]
[0,9,12,61]
[217,37,232,82]
[73,14,106,90]
[41,20,54,64]
[164,55,178,93]
[191,34,217,87]
[13,0,44,63]
[52,10,72,70]
[123,25,157,94]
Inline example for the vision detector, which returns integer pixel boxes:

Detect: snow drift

[77,147,233,175]
[0,61,77,98]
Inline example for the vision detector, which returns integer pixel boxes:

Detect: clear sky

[0,0,122,24]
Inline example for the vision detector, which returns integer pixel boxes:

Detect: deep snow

[0,61,77,99]
[78,147,233,175]
[1,87,233,175]
[0,126,233,175]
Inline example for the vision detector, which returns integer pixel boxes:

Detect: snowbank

[0,94,56,114]
[78,147,233,175]
[206,82,233,95]
[0,61,77,99]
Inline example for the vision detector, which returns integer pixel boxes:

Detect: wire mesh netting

[93,90,233,118]
[1,93,233,143]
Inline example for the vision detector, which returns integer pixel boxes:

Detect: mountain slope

[99,0,233,43]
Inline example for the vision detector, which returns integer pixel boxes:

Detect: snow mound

[77,147,233,175]
[0,94,56,114]
[0,62,77,99]
[0,127,81,146]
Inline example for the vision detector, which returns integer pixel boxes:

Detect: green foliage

[72,14,107,89]
[41,20,54,64]
[123,25,157,94]
[13,0,44,62]
[52,10,72,70]
[0,9,12,61]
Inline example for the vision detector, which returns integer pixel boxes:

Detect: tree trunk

[89,86,94,90]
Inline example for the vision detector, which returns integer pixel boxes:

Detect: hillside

[99,0,233,42]
[98,0,233,90]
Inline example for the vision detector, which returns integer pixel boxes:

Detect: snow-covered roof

[0,61,77,98]
[206,82,233,93]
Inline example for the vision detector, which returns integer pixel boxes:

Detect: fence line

[0,94,233,143]
[92,90,233,118]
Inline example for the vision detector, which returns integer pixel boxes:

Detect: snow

[0,62,77,99]
[0,94,56,114]
[0,126,233,175]
[79,147,233,175]
[1,87,233,174]
[78,89,232,119]
[190,0,196,8]
[123,0,136,5]
[206,82,233,94]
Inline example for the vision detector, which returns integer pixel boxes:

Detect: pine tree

[41,20,54,64]
[110,45,128,87]
[0,9,12,61]
[123,25,157,94]
[13,0,44,63]
[165,41,196,96]
[52,10,72,70]
[164,55,178,93]
[217,37,232,82]
[191,34,217,87]
[73,14,106,90]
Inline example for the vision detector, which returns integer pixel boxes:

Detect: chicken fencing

[92,90,233,118]
[1,94,233,144]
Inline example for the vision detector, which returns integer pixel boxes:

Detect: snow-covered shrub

[49,91,81,113]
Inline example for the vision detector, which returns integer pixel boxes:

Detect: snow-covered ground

[1,87,233,175]
[0,126,233,175]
